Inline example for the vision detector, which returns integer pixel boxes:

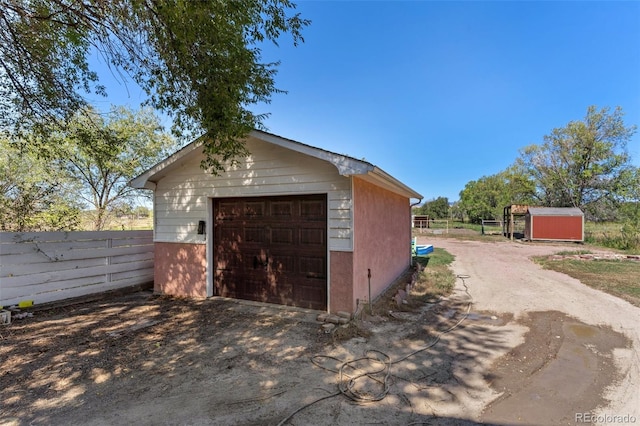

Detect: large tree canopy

[517,106,637,218]
[53,105,178,230]
[458,167,536,223]
[0,105,176,231]
[0,0,309,172]
[0,135,82,231]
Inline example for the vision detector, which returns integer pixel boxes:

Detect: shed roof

[527,207,584,216]
[129,129,423,200]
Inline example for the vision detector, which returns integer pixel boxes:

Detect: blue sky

[91,1,640,202]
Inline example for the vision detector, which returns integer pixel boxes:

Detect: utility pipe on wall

[410,198,423,267]
[368,268,372,315]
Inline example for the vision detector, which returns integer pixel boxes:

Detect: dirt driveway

[1,237,638,425]
[429,237,640,425]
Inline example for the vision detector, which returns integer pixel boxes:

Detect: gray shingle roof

[528,207,583,216]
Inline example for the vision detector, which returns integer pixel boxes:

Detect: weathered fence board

[2,257,106,277]
[2,259,155,289]
[1,244,153,265]
[5,276,153,306]
[0,231,154,306]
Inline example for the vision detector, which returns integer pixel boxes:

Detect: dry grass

[416,220,639,253]
[79,215,153,231]
[534,256,640,307]
[584,221,640,253]
[411,249,456,301]
[369,248,457,317]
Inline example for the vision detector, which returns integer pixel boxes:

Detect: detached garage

[130,130,422,313]
[524,207,584,242]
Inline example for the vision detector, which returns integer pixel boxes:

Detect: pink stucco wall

[329,251,354,313]
[154,242,207,298]
[352,177,411,308]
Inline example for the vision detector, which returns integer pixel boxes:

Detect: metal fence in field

[481,220,504,235]
[0,230,154,307]
[412,218,449,234]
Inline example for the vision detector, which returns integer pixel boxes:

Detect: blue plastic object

[416,244,434,256]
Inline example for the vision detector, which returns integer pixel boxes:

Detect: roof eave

[365,167,424,200]
[250,130,374,175]
[128,130,423,201]
[251,131,422,199]
[128,139,204,189]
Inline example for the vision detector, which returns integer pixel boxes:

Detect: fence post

[106,236,113,283]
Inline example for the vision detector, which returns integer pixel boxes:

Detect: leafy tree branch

[1,0,309,172]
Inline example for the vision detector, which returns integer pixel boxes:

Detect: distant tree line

[457,106,639,227]
[0,106,176,231]
[414,196,450,219]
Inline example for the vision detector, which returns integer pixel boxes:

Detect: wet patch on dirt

[481,311,631,425]
[466,310,514,327]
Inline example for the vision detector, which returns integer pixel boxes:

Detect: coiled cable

[277,274,473,425]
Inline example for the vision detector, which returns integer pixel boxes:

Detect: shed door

[213,194,327,310]
[531,216,583,241]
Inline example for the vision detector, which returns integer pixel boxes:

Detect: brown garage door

[213,194,327,310]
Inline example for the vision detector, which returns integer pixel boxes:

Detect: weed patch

[554,249,593,256]
[369,248,456,317]
[412,248,456,301]
[584,221,640,253]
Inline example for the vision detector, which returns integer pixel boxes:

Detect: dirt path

[426,237,640,425]
[1,237,638,425]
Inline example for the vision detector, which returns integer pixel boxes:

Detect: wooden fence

[0,230,154,307]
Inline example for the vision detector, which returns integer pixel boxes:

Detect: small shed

[524,207,584,242]
[412,215,429,229]
[130,130,422,314]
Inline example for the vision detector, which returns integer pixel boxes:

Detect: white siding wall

[154,138,353,251]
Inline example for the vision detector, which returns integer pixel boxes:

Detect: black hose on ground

[277,274,474,426]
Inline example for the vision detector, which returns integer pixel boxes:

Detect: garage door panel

[241,252,261,271]
[300,228,325,245]
[300,256,326,279]
[244,201,266,217]
[271,227,295,244]
[244,226,266,243]
[246,250,272,271]
[243,277,265,301]
[216,271,238,298]
[294,280,326,310]
[271,201,294,217]
[215,257,234,271]
[214,194,327,310]
[272,255,296,274]
[268,277,292,303]
[217,201,242,219]
[300,200,325,220]
[217,244,241,266]
[218,226,241,243]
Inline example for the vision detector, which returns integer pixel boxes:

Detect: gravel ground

[1,236,638,426]
[428,236,640,425]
